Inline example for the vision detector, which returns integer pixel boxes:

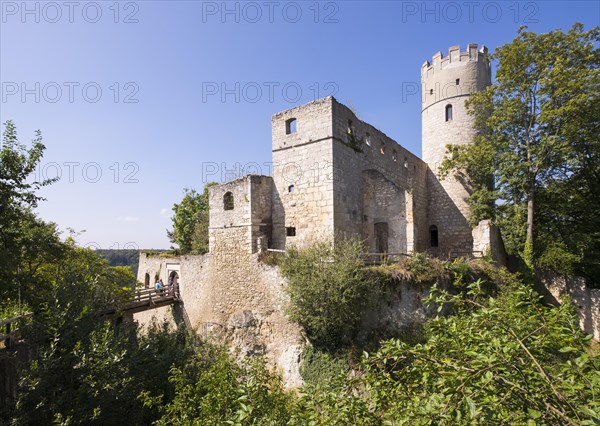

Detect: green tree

[439,24,600,274]
[167,183,217,254]
[0,121,222,424]
[0,121,59,303]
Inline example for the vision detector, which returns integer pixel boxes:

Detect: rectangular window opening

[285,118,297,134]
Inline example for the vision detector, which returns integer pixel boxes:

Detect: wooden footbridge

[99,284,181,317]
[1,286,182,347]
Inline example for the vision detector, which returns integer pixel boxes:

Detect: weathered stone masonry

[422,44,492,256]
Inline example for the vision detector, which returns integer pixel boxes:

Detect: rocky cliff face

[135,252,306,388]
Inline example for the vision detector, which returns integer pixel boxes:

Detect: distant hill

[95,249,140,277]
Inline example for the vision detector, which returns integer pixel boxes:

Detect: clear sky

[1,0,598,249]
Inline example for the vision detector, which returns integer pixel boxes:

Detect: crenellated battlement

[421,44,489,75]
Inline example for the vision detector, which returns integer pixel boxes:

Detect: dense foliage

[439,23,600,282]
[290,278,599,425]
[149,349,293,425]
[279,239,377,351]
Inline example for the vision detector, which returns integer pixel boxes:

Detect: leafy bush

[279,239,376,351]
[150,347,292,425]
[297,279,600,425]
[300,347,349,388]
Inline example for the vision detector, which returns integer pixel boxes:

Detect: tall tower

[421,44,491,256]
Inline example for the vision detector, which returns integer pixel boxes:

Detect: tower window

[445,104,453,121]
[429,88,433,95]
[286,227,296,237]
[380,141,385,155]
[365,132,371,146]
[288,185,295,193]
[223,192,234,210]
[285,118,297,134]
[429,225,439,247]
[392,150,397,162]
[455,78,460,85]
[347,119,354,135]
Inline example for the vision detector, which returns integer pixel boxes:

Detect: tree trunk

[524,181,536,272]
[526,187,535,247]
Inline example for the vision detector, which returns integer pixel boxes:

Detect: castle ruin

[208,44,503,260]
[136,45,599,388]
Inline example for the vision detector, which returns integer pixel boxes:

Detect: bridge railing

[0,313,33,350]
[133,283,180,302]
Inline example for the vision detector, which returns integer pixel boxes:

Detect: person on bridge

[155,279,163,295]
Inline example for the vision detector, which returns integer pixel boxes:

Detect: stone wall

[536,270,600,341]
[330,99,429,253]
[472,219,507,264]
[135,250,306,388]
[208,175,274,254]
[421,44,491,256]
[135,250,450,388]
[271,97,335,249]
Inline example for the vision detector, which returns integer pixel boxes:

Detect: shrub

[300,347,349,388]
[279,239,376,351]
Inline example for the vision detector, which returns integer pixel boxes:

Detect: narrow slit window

[223,191,234,210]
[286,227,296,237]
[380,141,385,155]
[392,150,398,162]
[288,185,295,193]
[365,132,371,146]
[347,119,354,135]
[285,118,297,134]
[430,225,439,247]
[445,104,453,121]
[429,88,433,95]
[455,78,460,85]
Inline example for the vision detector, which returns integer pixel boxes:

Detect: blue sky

[1,0,598,249]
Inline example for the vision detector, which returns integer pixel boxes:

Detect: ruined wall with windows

[208,175,274,254]
[267,96,430,254]
[330,99,429,254]
[270,97,335,249]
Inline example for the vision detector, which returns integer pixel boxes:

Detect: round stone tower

[421,44,491,256]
